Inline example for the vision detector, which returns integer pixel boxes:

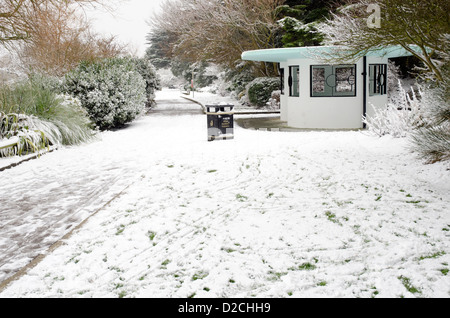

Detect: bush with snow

[0,112,49,157]
[268,90,281,109]
[64,58,146,130]
[363,81,424,138]
[247,77,281,107]
[131,57,161,109]
[410,72,450,163]
[170,60,218,91]
[224,66,255,98]
[364,73,449,163]
[156,68,186,89]
[0,75,94,157]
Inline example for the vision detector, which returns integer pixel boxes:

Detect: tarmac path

[0,92,202,286]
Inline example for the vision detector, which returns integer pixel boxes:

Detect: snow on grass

[0,89,449,298]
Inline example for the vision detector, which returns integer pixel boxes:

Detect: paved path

[0,93,201,285]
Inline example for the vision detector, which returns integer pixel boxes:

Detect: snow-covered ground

[0,88,449,298]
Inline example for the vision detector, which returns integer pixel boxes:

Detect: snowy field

[0,88,449,298]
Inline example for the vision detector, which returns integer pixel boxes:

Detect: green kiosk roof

[241,45,419,63]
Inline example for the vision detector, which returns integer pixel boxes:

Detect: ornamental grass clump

[0,75,94,157]
[409,68,450,163]
[0,112,50,157]
[64,57,146,130]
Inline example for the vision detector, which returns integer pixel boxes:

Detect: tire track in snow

[0,95,204,286]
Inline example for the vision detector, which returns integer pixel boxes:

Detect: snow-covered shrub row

[223,66,255,98]
[64,57,146,130]
[246,77,281,107]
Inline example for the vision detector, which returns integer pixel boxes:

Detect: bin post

[206,104,234,141]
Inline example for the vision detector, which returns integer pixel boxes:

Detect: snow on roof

[241,45,420,63]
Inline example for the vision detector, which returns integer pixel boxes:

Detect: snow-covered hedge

[247,77,281,107]
[64,58,146,130]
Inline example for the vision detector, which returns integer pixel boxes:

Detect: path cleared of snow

[0,89,449,298]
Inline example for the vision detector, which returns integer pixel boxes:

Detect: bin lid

[206,104,234,112]
[205,103,234,107]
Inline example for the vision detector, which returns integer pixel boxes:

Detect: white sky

[84,0,166,57]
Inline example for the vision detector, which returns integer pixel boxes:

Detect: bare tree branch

[315,0,449,81]
[151,0,283,75]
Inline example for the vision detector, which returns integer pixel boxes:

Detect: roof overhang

[241,45,421,63]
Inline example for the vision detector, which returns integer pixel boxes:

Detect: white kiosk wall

[279,56,389,129]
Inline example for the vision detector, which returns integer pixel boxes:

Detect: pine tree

[145,30,174,69]
[276,0,346,48]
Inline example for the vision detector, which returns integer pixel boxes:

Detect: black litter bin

[206,104,234,141]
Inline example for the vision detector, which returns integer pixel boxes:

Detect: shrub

[0,76,94,157]
[363,81,424,138]
[64,57,146,130]
[247,77,281,107]
[0,112,50,157]
[223,67,254,96]
[410,70,450,163]
[364,69,449,163]
[28,72,64,94]
[171,60,218,90]
[40,94,94,146]
[0,77,62,116]
[131,57,161,108]
[268,90,281,109]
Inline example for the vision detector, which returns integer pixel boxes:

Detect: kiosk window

[289,66,300,97]
[369,64,387,96]
[311,65,356,97]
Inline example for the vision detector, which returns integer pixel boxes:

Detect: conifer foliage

[64,58,146,131]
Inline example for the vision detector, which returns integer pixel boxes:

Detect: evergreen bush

[223,67,254,96]
[64,57,146,130]
[131,57,161,109]
[247,77,281,107]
